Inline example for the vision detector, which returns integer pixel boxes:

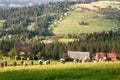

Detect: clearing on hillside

[73,1,120,12]
[50,1,119,35]
[50,11,117,35]
[27,22,35,30]
[0,20,4,29]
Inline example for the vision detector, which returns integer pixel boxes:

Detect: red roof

[107,53,117,61]
[95,52,106,61]
[94,52,117,61]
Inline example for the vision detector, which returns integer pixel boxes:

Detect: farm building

[107,53,117,61]
[14,43,33,59]
[94,52,117,61]
[68,51,90,62]
[94,52,106,61]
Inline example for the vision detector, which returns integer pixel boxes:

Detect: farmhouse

[94,52,106,61]
[68,51,90,62]
[14,43,33,59]
[94,52,117,61]
[107,53,117,61]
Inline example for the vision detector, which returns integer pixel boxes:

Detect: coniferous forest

[0,0,120,60]
[0,31,120,60]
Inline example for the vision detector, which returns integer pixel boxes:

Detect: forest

[0,31,120,60]
[0,1,76,37]
[0,0,120,60]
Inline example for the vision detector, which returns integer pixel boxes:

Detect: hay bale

[60,58,65,64]
[23,62,27,66]
[38,60,43,65]
[20,60,24,66]
[44,60,50,65]
[13,61,17,66]
[73,58,79,63]
[31,60,34,65]
[4,60,7,67]
[0,62,4,68]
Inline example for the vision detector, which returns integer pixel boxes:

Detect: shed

[94,52,117,61]
[94,52,106,61]
[68,51,90,62]
[107,53,117,61]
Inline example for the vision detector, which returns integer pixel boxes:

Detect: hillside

[49,1,120,35]
[50,11,117,35]
[0,20,4,30]
[0,1,119,36]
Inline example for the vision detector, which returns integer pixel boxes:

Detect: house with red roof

[94,52,117,62]
[107,53,117,61]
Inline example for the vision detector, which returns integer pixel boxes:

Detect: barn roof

[14,43,33,51]
[95,52,106,60]
[94,52,117,61]
[107,53,117,61]
[68,51,90,60]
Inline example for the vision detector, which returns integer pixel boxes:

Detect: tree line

[99,6,120,27]
[0,31,120,60]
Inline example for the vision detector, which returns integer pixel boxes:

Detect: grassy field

[50,1,119,35]
[0,62,120,80]
[58,38,76,43]
[24,1,119,35]
[50,11,117,35]
[41,38,76,43]
[27,22,35,30]
[0,20,4,29]
[0,20,4,26]
[74,1,120,11]
[0,59,59,66]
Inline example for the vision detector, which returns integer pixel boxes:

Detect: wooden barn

[107,53,117,61]
[94,52,106,61]
[94,52,117,61]
[14,43,33,59]
[68,51,90,62]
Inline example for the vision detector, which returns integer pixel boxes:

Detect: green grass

[58,38,76,43]
[27,22,35,30]
[50,11,117,35]
[0,20,4,29]
[96,1,120,8]
[0,62,120,80]
[41,38,76,43]
[0,59,59,66]
[75,1,120,11]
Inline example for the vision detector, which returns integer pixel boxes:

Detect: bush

[78,21,89,25]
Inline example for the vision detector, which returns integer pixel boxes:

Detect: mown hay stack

[60,58,65,64]
[44,60,50,65]
[38,60,43,65]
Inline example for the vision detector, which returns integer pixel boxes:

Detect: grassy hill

[74,1,120,11]
[50,11,117,35]
[0,20,4,29]
[27,22,35,30]
[50,1,119,35]
[0,1,119,36]
[0,62,120,80]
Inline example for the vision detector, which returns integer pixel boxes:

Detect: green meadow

[0,20,4,29]
[0,59,58,66]
[51,11,117,35]
[0,62,120,80]
[58,38,76,43]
